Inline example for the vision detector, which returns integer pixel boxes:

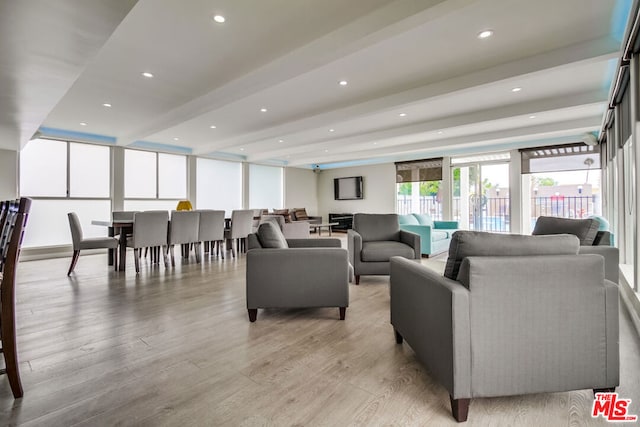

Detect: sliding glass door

[452,155,510,232]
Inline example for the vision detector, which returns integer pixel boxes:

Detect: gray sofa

[532,215,619,282]
[390,231,619,422]
[347,213,420,284]
[246,222,349,322]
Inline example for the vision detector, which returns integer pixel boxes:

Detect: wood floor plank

[0,243,637,426]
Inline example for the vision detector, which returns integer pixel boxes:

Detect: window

[124,149,187,209]
[395,158,443,219]
[249,164,283,210]
[19,139,111,247]
[196,158,242,216]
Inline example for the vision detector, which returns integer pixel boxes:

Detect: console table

[328,213,353,231]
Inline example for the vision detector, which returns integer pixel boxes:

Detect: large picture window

[19,139,111,247]
[196,158,242,216]
[249,164,283,210]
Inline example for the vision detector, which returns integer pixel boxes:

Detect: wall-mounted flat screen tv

[334,176,363,200]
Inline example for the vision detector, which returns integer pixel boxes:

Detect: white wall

[0,149,18,199]
[317,163,396,219]
[284,167,318,215]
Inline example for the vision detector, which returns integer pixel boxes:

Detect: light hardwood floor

[1,240,639,426]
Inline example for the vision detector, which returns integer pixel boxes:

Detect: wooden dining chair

[0,197,31,398]
[67,212,120,275]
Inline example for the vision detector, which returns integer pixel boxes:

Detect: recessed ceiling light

[373,142,378,145]
[173,137,179,141]
[278,139,284,143]
[477,29,493,39]
[339,80,348,86]
[141,72,154,78]
[529,115,536,119]
[324,149,329,153]
[329,128,335,132]
[240,148,245,151]
[213,15,225,23]
[102,103,112,107]
[437,131,444,135]
[511,87,522,92]
[210,125,217,129]
[260,108,267,112]
[399,113,407,117]
[79,122,87,126]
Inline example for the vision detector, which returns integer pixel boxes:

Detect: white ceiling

[0,0,629,169]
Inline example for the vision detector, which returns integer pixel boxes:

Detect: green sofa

[398,213,458,257]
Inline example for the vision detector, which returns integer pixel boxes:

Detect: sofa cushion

[414,213,434,227]
[292,208,309,221]
[354,214,400,242]
[273,209,292,223]
[398,214,419,225]
[431,231,448,242]
[361,241,415,262]
[256,221,289,248]
[532,216,599,246]
[444,231,580,280]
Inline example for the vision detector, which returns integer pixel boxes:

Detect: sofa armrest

[578,245,619,283]
[390,257,471,397]
[399,230,421,259]
[246,248,349,309]
[434,220,459,229]
[347,229,362,268]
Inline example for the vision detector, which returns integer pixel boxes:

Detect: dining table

[91,219,133,271]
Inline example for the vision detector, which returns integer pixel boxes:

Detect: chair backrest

[353,213,400,242]
[1,198,31,272]
[112,211,137,221]
[132,210,169,248]
[169,210,200,245]
[197,210,225,241]
[229,210,254,239]
[67,212,83,248]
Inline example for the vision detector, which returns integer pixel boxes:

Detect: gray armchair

[348,213,420,284]
[390,231,619,422]
[246,222,349,322]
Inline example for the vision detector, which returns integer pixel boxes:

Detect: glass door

[452,160,510,232]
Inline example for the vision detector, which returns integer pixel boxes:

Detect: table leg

[329,226,332,236]
[107,226,115,266]
[119,230,127,271]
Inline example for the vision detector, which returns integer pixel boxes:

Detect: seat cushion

[532,216,599,246]
[431,231,448,242]
[444,231,580,280]
[414,214,434,227]
[256,222,288,248]
[398,214,419,225]
[361,241,415,262]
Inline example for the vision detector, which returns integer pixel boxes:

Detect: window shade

[520,143,600,174]
[395,157,443,183]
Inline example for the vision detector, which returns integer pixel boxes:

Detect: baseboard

[20,245,106,262]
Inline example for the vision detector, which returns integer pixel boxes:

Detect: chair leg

[248,309,257,322]
[67,250,80,276]
[450,396,470,422]
[163,246,170,268]
[0,312,23,398]
[394,329,403,344]
[339,307,346,320]
[170,245,176,267]
[134,248,140,273]
[113,247,118,271]
[355,275,360,285]
[219,241,224,259]
[195,242,201,263]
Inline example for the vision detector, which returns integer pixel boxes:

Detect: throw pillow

[532,216,599,245]
[414,214,434,227]
[273,208,291,223]
[398,214,419,225]
[256,222,289,249]
[293,208,309,221]
[443,230,580,281]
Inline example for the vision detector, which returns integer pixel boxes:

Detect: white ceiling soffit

[18,0,628,168]
[0,0,138,150]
